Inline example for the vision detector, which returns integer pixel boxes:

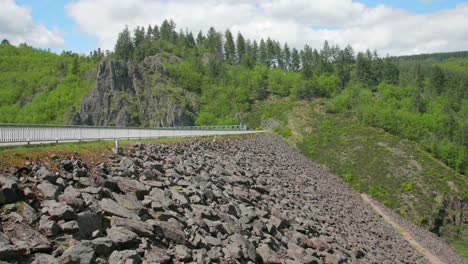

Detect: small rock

[61,220,79,233]
[109,250,142,264]
[144,248,171,264]
[47,202,77,221]
[37,182,59,200]
[36,167,58,183]
[60,245,95,264]
[77,211,103,239]
[110,216,154,237]
[31,253,59,264]
[107,227,139,249]
[256,244,281,264]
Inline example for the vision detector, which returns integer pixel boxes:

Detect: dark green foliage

[114,26,134,61]
[224,30,235,64]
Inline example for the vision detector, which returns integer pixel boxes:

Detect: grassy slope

[0,44,96,124]
[245,98,467,257]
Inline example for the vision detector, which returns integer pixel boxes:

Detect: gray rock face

[74,56,197,127]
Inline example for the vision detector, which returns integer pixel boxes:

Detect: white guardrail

[0,124,264,145]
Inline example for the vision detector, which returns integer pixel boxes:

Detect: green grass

[450,224,468,258]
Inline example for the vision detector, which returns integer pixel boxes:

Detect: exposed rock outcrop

[74,55,198,127]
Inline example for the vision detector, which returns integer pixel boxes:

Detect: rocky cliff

[73,55,198,127]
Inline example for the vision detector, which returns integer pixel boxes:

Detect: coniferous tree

[114,26,134,61]
[160,19,176,43]
[301,45,314,79]
[430,66,446,94]
[196,31,206,47]
[283,43,291,71]
[206,27,223,56]
[291,48,300,72]
[251,40,259,65]
[71,56,79,75]
[265,38,275,67]
[258,39,267,65]
[1,39,10,45]
[275,41,283,69]
[224,30,236,64]
[413,64,426,112]
[236,32,246,64]
[355,51,372,87]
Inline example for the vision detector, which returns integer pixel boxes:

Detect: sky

[1,0,468,56]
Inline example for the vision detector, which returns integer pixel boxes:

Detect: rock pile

[0,135,426,263]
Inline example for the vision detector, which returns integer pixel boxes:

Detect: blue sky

[3,0,468,55]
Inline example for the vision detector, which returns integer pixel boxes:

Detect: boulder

[60,245,95,264]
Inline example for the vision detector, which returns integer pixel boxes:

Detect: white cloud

[66,0,468,55]
[0,0,64,46]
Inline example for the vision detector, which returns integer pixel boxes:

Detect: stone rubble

[0,134,452,263]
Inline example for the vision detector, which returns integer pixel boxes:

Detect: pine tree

[251,40,259,64]
[160,19,176,42]
[301,45,313,79]
[258,39,267,65]
[291,48,300,72]
[224,29,236,64]
[71,56,79,75]
[413,64,426,112]
[266,38,275,67]
[236,32,246,64]
[196,31,206,47]
[283,43,291,71]
[206,27,223,56]
[114,26,134,61]
[355,51,372,87]
[430,66,446,94]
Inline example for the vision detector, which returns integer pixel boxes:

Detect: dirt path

[361,194,445,264]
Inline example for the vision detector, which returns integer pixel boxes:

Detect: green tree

[114,26,134,61]
[430,66,446,94]
[236,32,246,64]
[283,43,291,71]
[291,48,300,72]
[224,30,236,64]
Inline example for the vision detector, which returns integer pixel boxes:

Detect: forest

[0,19,466,176]
[110,20,468,176]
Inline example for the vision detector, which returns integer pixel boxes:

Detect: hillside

[0,44,97,124]
[0,20,467,256]
[1,135,464,263]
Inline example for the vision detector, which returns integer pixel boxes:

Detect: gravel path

[362,194,467,264]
